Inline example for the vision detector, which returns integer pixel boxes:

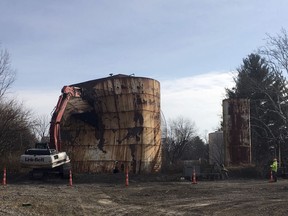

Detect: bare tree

[258,28,288,74]
[32,114,50,142]
[0,46,16,99]
[0,46,35,164]
[163,116,197,165]
[0,99,35,156]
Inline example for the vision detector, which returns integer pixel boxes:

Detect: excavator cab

[24,143,57,156]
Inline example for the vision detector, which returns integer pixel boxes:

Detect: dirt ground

[1,173,288,216]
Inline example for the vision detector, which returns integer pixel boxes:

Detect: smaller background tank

[208,131,224,165]
[223,99,251,165]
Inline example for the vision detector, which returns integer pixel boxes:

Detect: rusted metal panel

[223,99,251,165]
[59,75,161,173]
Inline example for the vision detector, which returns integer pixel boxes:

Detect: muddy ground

[1,173,288,216]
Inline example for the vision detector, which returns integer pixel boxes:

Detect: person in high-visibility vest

[270,158,278,182]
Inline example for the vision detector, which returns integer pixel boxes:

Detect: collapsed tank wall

[60,75,161,174]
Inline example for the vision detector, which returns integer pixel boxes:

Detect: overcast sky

[1,1,288,136]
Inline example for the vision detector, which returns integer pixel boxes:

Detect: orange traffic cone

[192,167,197,184]
[2,167,6,186]
[69,170,73,187]
[125,167,129,187]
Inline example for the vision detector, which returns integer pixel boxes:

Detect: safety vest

[270,161,278,172]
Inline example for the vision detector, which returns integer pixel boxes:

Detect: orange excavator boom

[49,86,81,151]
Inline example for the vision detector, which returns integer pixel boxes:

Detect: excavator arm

[49,86,82,152]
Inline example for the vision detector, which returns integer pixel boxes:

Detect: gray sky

[1,0,288,136]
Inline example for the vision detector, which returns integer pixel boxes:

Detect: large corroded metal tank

[223,99,251,165]
[60,74,161,174]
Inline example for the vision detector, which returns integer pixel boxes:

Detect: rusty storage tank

[208,131,224,165]
[59,74,161,174]
[222,99,251,165]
